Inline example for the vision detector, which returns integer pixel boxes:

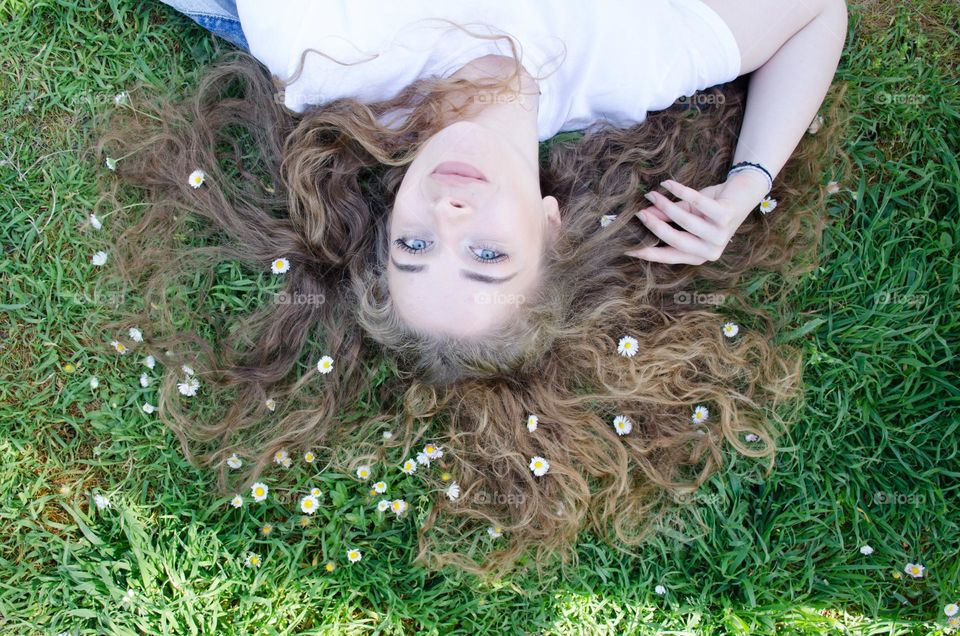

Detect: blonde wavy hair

[94,27,845,578]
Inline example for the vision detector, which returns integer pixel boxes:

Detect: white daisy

[300,495,319,515]
[280,457,291,469]
[89,213,103,230]
[722,322,739,338]
[181,365,194,376]
[142,403,156,414]
[89,376,99,389]
[143,355,156,370]
[265,398,277,412]
[373,481,387,494]
[92,251,108,266]
[487,525,503,538]
[612,415,632,436]
[346,548,362,563]
[445,482,460,500]
[390,499,408,516]
[377,499,391,512]
[904,563,925,578]
[110,340,127,355]
[105,157,117,171]
[807,114,824,134]
[529,456,550,477]
[599,214,617,228]
[226,453,242,469]
[316,355,334,374]
[382,431,393,440]
[945,604,959,617]
[245,553,262,568]
[617,335,638,357]
[859,545,874,556]
[273,449,289,466]
[250,482,269,502]
[526,414,539,433]
[356,465,371,480]
[188,169,205,188]
[692,405,709,425]
[424,444,443,459]
[416,451,431,466]
[270,257,290,274]
[178,376,200,397]
[310,487,321,497]
[230,494,243,508]
[128,327,143,342]
[826,181,840,194]
[303,450,315,463]
[655,585,667,596]
[139,373,150,388]
[758,197,778,214]
[401,459,417,475]
[113,91,129,106]
[745,433,760,443]
[93,494,111,510]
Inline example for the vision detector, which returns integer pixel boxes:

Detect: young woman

[98,0,847,575]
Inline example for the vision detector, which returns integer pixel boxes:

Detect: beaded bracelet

[727,161,773,195]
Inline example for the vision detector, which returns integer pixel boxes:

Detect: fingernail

[644,192,656,203]
[638,211,648,222]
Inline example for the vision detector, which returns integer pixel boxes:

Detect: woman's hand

[624,171,770,265]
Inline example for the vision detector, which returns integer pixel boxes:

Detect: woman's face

[388,120,560,337]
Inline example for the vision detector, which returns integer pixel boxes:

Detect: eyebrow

[390,256,518,284]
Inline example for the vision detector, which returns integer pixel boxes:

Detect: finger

[636,204,669,223]
[661,180,727,221]
[644,191,719,242]
[636,207,722,260]
[624,245,707,265]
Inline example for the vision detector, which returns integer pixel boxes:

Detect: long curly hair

[93,31,845,578]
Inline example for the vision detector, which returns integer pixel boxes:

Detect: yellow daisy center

[254,487,264,497]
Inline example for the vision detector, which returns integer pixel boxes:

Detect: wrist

[725,170,771,205]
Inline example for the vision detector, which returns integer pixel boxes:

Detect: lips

[431,161,487,182]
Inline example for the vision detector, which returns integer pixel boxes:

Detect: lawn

[0,1,957,634]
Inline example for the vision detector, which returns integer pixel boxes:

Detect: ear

[542,195,560,229]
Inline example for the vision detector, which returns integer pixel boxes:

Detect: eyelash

[392,238,509,264]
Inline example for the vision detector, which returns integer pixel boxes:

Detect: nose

[434,196,472,217]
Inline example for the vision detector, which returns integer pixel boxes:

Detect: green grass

[1,1,957,634]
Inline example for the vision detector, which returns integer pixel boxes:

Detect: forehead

[387,264,533,336]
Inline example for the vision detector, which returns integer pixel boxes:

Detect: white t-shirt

[235,1,741,141]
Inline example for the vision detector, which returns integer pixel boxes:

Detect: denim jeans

[158,0,248,51]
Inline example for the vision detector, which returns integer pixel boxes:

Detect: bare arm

[627,0,849,265]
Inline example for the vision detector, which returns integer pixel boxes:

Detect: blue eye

[394,238,429,253]
[471,246,507,263]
